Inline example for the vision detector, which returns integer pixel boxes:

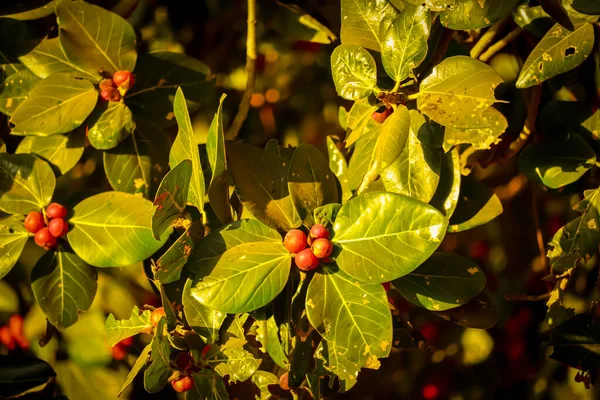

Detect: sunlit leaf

[0,215,29,279]
[448,176,503,232]
[87,102,136,150]
[326,137,352,203]
[182,278,226,343]
[331,44,377,100]
[16,129,85,176]
[212,347,261,384]
[118,344,151,397]
[155,221,203,284]
[152,160,192,240]
[105,306,152,347]
[429,148,461,218]
[0,69,39,116]
[340,0,399,52]
[440,0,519,30]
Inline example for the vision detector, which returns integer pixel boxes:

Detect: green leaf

[56,0,137,75]
[429,148,461,218]
[254,315,289,369]
[18,37,100,81]
[187,370,229,400]
[212,347,261,384]
[9,73,97,136]
[326,137,352,203]
[306,266,392,376]
[442,107,508,151]
[440,0,519,30]
[382,5,431,82]
[512,5,553,37]
[540,0,574,31]
[188,219,282,268]
[169,88,205,213]
[0,356,56,399]
[274,3,338,44]
[144,319,171,393]
[0,69,39,116]
[518,133,595,189]
[189,242,291,313]
[345,98,379,146]
[15,129,85,175]
[182,278,226,343]
[340,0,400,52]
[333,191,448,283]
[392,0,454,11]
[549,314,600,370]
[381,110,441,202]
[572,0,600,15]
[0,153,55,214]
[314,203,342,232]
[368,105,411,175]
[0,1,56,20]
[251,371,278,400]
[0,215,29,279]
[548,187,600,272]
[31,248,97,329]
[103,120,170,197]
[67,191,171,267]
[330,44,377,100]
[87,102,136,150]
[516,23,595,88]
[125,51,214,126]
[152,160,192,240]
[433,291,498,329]
[228,142,300,231]
[417,56,504,132]
[155,221,203,284]
[448,176,503,233]
[288,144,339,226]
[105,306,152,347]
[118,344,151,397]
[206,94,232,224]
[393,253,486,311]
[347,123,380,190]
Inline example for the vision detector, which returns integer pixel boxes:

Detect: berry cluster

[284,224,333,271]
[575,369,593,389]
[99,70,135,102]
[24,203,68,250]
[0,315,28,351]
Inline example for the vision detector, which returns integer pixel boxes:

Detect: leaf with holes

[152,160,192,240]
[443,107,508,151]
[189,242,291,313]
[16,129,85,176]
[516,23,595,88]
[440,0,519,30]
[340,0,399,52]
[288,144,339,226]
[9,73,97,136]
[331,44,377,100]
[56,0,137,75]
[31,248,97,329]
[393,253,486,311]
[143,318,171,393]
[67,191,171,267]
[105,306,152,347]
[0,153,55,215]
[211,347,262,384]
[333,191,447,283]
[382,5,431,82]
[0,215,29,280]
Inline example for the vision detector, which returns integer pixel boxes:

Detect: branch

[505,86,541,159]
[504,292,551,302]
[226,0,257,140]
[470,18,507,59]
[479,27,524,62]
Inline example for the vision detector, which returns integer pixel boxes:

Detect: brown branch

[505,292,551,302]
[226,0,257,140]
[470,18,508,59]
[479,27,524,62]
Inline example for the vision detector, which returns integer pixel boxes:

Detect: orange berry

[99,78,116,90]
[99,87,114,101]
[34,228,57,250]
[311,238,333,259]
[24,211,45,233]
[284,229,307,253]
[371,107,393,124]
[171,375,194,392]
[113,70,135,88]
[279,372,290,391]
[309,224,329,239]
[48,218,68,237]
[294,248,319,271]
[150,307,166,326]
[46,203,67,219]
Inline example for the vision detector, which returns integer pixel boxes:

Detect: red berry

[46,203,67,219]
[99,78,115,90]
[112,345,127,360]
[109,90,121,102]
[99,87,114,101]
[150,307,166,326]
[119,336,134,347]
[575,372,583,383]
[113,70,135,88]
[34,228,57,250]
[309,224,329,239]
[311,238,333,259]
[284,229,308,253]
[382,282,391,292]
[48,218,68,237]
[279,372,290,391]
[294,248,319,271]
[176,352,193,369]
[201,344,214,359]
[24,211,45,233]
[0,327,15,350]
[371,107,393,124]
[422,383,439,400]
[171,375,194,392]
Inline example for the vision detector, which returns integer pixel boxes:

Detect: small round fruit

[46,203,67,219]
[371,107,393,124]
[311,238,333,259]
[24,211,45,233]
[150,307,166,326]
[34,228,57,250]
[109,90,121,102]
[113,70,135,88]
[171,375,194,393]
[99,87,114,101]
[284,229,308,253]
[99,78,115,90]
[309,224,329,239]
[279,372,290,391]
[294,248,319,271]
[48,218,68,237]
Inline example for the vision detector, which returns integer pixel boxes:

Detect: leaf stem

[504,292,551,301]
[406,93,420,101]
[226,0,257,140]
[505,86,541,158]
[470,18,507,59]
[479,27,523,62]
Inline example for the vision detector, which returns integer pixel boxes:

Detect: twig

[531,183,549,273]
[505,86,541,158]
[479,27,524,62]
[226,0,257,140]
[470,18,508,59]
[505,292,551,301]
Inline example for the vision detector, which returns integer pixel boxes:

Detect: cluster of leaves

[3,0,600,398]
